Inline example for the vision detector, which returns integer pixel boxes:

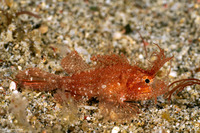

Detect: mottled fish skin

[15,46,200,119]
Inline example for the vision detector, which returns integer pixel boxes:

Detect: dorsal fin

[61,51,90,74]
[91,54,130,68]
[145,44,173,77]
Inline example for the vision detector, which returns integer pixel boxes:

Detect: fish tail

[15,68,62,91]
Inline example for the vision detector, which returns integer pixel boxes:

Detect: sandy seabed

[0,0,200,132]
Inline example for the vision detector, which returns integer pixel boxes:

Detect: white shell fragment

[9,81,17,91]
[113,32,122,40]
[79,105,98,110]
[112,126,120,133]
[169,71,177,77]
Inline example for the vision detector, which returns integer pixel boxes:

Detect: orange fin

[146,44,173,77]
[91,54,130,68]
[165,78,200,101]
[15,68,61,91]
[99,100,138,122]
[61,51,90,74]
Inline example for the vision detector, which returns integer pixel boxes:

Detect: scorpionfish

[15,45,200,120]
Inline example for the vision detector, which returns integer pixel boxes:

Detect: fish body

[15,46,200,120]
[16,49,168,104]
[61,64,148,102]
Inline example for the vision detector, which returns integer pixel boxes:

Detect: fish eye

[145,78,150,84]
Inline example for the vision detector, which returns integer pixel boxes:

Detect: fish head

[125,70,168,101]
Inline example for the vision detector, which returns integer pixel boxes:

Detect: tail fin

[15,68,62,91]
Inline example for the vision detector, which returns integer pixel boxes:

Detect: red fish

[15,45,200,120]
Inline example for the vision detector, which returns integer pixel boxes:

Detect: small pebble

[9,81,17,91]
[169,71,177,77]
[112,126,120,133]
[39,25,48,34]
[113,32,122,40]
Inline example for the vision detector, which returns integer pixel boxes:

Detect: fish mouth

[126,91,153,101]
[137,87,152,95]
[137,87,153,100]
[137,92,152,99]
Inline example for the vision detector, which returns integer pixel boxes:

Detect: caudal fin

[15,68,62,91]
